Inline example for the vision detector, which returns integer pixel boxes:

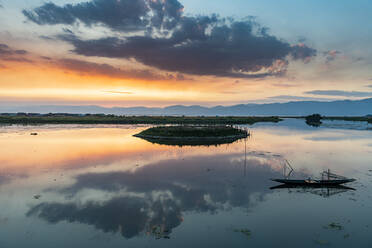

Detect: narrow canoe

[271,178,356,186]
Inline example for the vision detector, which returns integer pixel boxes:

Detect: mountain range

[1,98,372,116]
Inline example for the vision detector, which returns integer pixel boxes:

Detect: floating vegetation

[150,225,171,240]
[314,239,330,246]
[324,222,343,231]
[344,234,350,239]
[33,195,41,200]
[234,228,252,238]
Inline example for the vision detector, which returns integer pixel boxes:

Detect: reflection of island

[135,135,249,146]
[270,184,355,198]
[27,153,281,239]
[134,125,249,146]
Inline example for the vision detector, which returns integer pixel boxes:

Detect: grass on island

[0,114,281,125]
[135,125,249,138]
[133,125,250,146]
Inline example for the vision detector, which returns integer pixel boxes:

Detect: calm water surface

[0,119,372,247]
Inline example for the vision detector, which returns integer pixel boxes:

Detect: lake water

[0,119,372,247]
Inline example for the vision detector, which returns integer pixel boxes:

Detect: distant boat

[271,160,356,186]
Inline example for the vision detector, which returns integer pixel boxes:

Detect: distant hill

[1,98,372,116]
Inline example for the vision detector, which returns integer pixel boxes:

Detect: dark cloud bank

[56,58,188,81]
[23,0,316,78]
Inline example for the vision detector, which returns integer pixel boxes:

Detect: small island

[305,114,322,127]
[302,114,372,127]
[134,125,249,146]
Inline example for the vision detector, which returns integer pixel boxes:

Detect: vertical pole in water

[328,169,330,180]
[284,162,286,178]
[244,137,247,177]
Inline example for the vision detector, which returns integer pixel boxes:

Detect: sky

[0,0,371,107]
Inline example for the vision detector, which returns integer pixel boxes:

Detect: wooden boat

[271,178,356,186]
[271,161,356,186]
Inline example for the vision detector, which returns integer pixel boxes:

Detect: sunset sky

[0,0,372,107]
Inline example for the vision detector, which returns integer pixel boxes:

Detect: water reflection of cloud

[27,196,181,239]
[305,132,372,142]
[27,153,282,239]
[252,119,372,136]
[0,126,156,172]
[0,175,12,186]
[0,173,27,186]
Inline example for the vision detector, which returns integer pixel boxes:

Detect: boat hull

[270,184,355,190]
[271,178,355,186]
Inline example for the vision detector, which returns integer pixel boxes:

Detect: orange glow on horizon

[0,59,273,105]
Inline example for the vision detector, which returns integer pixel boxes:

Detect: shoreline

[0,115,281,125]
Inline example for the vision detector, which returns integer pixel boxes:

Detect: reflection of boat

[271,160,356,186]
[270,184,355,198]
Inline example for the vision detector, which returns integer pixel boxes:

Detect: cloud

[56,58,187,81]
[0,44,27,56]
[0,43,30,62]
[323,50,341,63]
[1,57,32,63]
[291,43,317,63]
[23,0,183,32]
[24,0,316,78]
[306,90,372,97]
[268,95,334,101]
[103,90,133,94]
[58,22,315,78]
[271,83,297,88]
[40,56,52,60]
